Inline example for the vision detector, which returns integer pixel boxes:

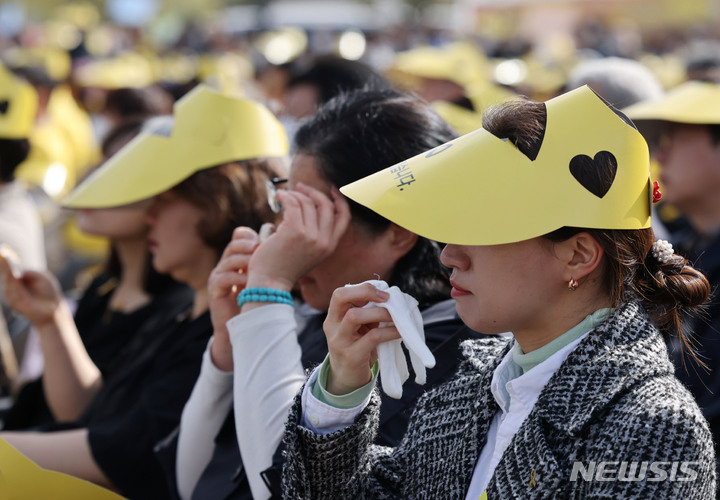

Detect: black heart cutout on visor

[0,100,9,115]
[569,151,617,198]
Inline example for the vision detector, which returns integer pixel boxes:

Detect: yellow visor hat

[623,80,720,124]
[0,65,38,139]
[64,85,289,209]
[340,85,651,245]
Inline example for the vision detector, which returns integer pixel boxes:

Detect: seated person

[170,88,487,500]
[0,85,288,499]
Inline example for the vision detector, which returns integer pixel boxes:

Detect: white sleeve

[300,367,370,435]
[228,304,305,500]
[176,340,234,500]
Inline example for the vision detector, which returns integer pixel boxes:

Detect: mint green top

[313,308,612,409]
[312,358,379,409]
[513,308,611,374]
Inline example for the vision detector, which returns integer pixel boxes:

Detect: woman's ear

[387,223,419,259]
[556,232,604,281]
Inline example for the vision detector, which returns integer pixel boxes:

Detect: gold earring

[568,278,579,291]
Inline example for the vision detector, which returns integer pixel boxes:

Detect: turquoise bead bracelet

[237,287,294,308]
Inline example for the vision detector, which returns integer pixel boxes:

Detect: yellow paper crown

[340,86,651,245]
[63,85,288,208]
[0,65,38,139]
[623,80,720,124]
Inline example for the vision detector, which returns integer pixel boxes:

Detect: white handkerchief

[344,280,435,399]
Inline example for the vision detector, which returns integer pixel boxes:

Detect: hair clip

[652,180,662,204]
[651,239,674,263]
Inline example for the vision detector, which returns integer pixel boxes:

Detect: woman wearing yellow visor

[281,86,716,498]
[0,85,288,499]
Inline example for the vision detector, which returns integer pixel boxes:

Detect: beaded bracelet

[237,287,294,308]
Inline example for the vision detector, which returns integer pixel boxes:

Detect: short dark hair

[293,88,459,304]
[0,138,31,182]
[104,86,174,120]
[171,159,286,257]
[288,55,389,106]
[481,97,710,342]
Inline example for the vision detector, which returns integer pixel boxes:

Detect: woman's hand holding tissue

[323,282,398,396]
[323,280,436,399]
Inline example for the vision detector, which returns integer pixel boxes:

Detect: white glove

[345,280,435,399]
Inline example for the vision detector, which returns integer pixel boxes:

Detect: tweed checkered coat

[281,302,716,499]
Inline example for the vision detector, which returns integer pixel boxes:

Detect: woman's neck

[513,294,612,354]
[112,238,152,312]
[173,249,218,320]
[191,285,208,319]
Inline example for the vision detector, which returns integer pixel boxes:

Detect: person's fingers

[220,229,259,260]
[326,283,390,324]
[275,190,304,230]
[0,254,13,289]
[23,271,62,299]
[339,305,393,337]
[213,253,252,275]
[208,271,248,300]
[325,299,394,360]
[288,188,320,237]
[351,324,401,356]
[0,245,22,280]
[295,184,336,243]
[231,226,259,242]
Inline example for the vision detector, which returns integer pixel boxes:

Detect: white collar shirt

[464,331,590,500]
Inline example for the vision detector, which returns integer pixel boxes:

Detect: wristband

[236,287,294,308]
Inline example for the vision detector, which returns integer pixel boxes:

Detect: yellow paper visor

[623,80,720,125]
[63,85,288,209]
[340,86,651,245]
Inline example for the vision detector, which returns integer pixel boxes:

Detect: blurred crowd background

[1,0,719,395]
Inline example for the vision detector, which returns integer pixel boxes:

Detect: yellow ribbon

[529,469,537,488]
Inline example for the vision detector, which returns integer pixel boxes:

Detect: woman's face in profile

[76,200,151,241]
[286,153,400,311]
[144,190,217,286]
[440,237,561,335]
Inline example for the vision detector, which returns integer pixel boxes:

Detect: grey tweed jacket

[281,302,717,499]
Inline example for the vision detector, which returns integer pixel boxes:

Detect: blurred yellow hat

[74,53,155,89]
[432,101,483,136]
[15,124,76,198]
[341,86,651,245]
[388,41,488,89]
[623,80,720,124]
[198,52,254,96]
[2,46,72,82]
[64,85,289,208]
[0,65,38,139]
[433,83,516,135]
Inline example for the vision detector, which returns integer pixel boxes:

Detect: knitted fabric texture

[281,302,717,499]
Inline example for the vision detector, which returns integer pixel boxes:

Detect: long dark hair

[481,97,711,346]
[293,88,458,304]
